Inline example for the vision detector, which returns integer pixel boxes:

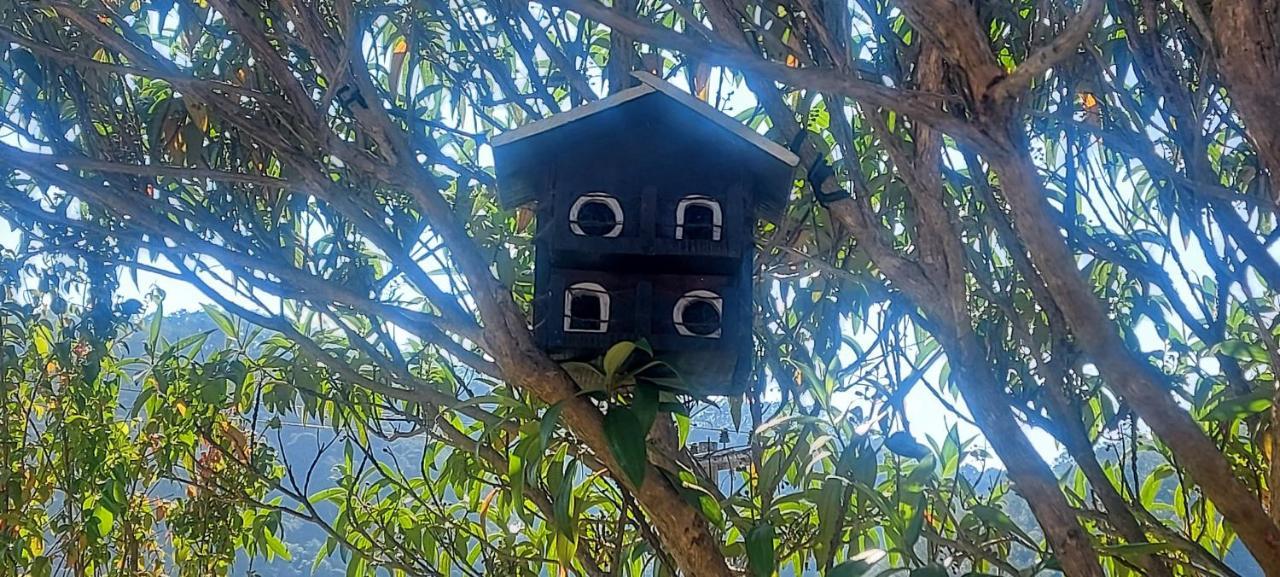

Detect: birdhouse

[492,72,798,395]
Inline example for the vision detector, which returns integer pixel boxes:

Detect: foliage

[0,283,281,576]
[0,0,1278,575]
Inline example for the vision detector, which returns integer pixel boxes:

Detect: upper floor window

[676,196,722,241]
[674,290,722,338]
[570,192,624,237]
[564,282,610,333]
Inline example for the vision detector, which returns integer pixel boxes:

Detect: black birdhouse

[492,72,798,395]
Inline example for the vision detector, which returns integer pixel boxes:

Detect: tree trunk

[964,146,1175,577]
[818,70,1105,571]
[1211,0,1280,201]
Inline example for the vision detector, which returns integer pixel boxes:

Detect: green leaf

[91,504,114,537]
[563,361,607,392]
[1217,339,1269,363]
[130,386,155,417]
[508,435,533,510]
[313,538,336,573]
[745,521,775,577]
[147,300,164,351]
[539,400,567,450]
[345,555,367,577]
[553,460,577,538]
[730,395,743,430]
[694,492,724,527]
[885,431,929,459]
[666,468,724,527]
[604,341,636,378]
[310,487,346,503]
[675,411,691,446]
[170,330,213,357]
[814,476,846,567]
[199,375,228,403]
[30,557,51,577]
[972,504,1034,545]
[910,566,947,577]
[202,304,236,337]
[903,493,926,549]
[263,530,292,560]
[1206,389,1273,421]
[828,549,885,576]
[632,384,659,436]
[603,407,647,487]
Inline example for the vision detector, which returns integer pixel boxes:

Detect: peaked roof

[491,71,800,167]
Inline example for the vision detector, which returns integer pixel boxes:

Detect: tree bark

[1211,0,1280,201]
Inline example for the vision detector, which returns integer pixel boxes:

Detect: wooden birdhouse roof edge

[491,71,801,169]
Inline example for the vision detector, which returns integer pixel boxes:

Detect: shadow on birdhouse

[493,71,799,395]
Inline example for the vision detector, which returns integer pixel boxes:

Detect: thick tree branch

[988,0,1105,102]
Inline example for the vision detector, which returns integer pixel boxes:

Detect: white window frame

[673,289,722,338]
[564,282,610,333]
[675,196,722,241]
[569,193,624,238]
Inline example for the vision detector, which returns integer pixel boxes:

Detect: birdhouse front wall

[533,266,751,358]
[495,84,797,395]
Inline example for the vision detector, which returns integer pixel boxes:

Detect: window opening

[674,290,722,338]
[569,193,624,237]
[564,282,610,333]
[676,196,722,241]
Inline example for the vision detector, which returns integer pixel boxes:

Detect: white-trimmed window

[675,196,722,241]
[674,290,722,338]
[569,192,624,237]
[564,282,610,333]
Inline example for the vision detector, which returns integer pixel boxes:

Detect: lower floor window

[674,290,722,338]
[564,282,610,333]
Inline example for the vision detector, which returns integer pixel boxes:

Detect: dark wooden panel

[498,85,781,396]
